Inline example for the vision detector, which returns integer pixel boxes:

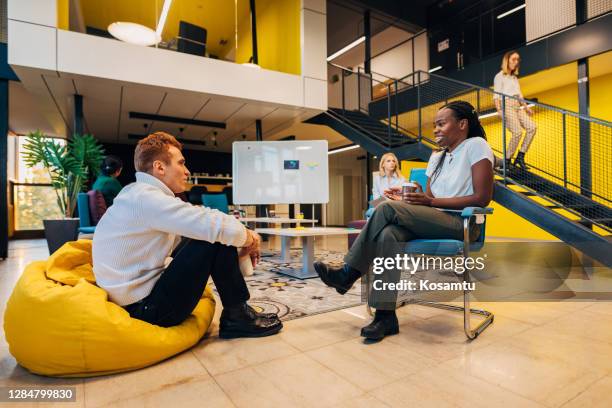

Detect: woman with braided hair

[314,100,494,341]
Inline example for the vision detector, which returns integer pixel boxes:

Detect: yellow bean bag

[3,240,216,377]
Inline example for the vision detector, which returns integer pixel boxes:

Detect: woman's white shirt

[493,71,521,100]
[372,173,405,200]
[425,137,494,198]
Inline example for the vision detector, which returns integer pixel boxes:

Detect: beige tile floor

[0,237,611,408]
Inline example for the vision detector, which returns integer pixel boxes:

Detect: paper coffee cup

[402,182,417,201]
[402,182,417,194]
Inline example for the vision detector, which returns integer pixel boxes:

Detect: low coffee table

[254,227,361,279]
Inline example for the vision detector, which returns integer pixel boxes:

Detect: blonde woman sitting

[367,152,406,218]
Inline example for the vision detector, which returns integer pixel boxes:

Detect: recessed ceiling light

[328,144,360,155]
[327,36,365,61]
[108,22,161,46]
[497,4,525,19]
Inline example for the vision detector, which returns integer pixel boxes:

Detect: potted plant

[21,131,105,253]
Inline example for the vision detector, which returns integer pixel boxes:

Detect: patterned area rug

[212,249,364,321]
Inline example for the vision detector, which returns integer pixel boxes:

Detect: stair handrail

[418,71,612,126]
[325,109,406,148]
[354,68,611,228]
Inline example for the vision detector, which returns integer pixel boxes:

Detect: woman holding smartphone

[314,101,494,341]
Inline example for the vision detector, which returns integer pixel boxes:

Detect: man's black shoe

[313,262,361,295]
[247,304,279,321]
[219,303,282,339]
[360,310,399,341]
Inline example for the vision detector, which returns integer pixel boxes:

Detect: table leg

[280,235,291,262]
[300,236,317,278]
[274,235,318,279]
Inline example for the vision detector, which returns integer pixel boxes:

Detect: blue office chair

[202,193,229,214]
[77,193,96,234]
[407,167,428,189]
[366,168,494,340]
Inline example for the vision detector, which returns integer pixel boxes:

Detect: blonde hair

[501,50,520,76]
[378,152,402,178]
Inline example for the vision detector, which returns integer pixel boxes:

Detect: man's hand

[383,186,403,201]
[525,106,534,117]
[249,251,260,268]
[240,229,261,266]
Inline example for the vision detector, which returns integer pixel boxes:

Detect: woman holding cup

[372,152,405,200]
[314,101,494,341]
[366,153,405,218]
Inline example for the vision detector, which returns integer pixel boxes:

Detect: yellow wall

[235,0,301,75]
[528,82,578,112]
[396,54,612,234]
[79,0,240,58]
[589,72,612,122]
[57,0,69,30]
[75,0,300,74]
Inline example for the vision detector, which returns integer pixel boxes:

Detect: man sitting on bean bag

[92,131,281,338]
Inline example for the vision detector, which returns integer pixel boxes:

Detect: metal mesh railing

[330,65,611,232]
[386,72,612,232]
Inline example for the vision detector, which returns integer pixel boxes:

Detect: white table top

[255,227,361,237]
[239,217,318,223]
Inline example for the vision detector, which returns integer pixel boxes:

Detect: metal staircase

[311,65,612,266]
[307,108,418,156]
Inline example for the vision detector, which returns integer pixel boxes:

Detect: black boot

[313,262,362,295]
[360,309,399,341]
[493,156,503,169]
[219,303,282,339]
[514,152,528,169]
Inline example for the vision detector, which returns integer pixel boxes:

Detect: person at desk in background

[93,132,282,338]
[92,155,123,207]
[314,101,494,341]
[493,50,537,169]
[366,153,406,218]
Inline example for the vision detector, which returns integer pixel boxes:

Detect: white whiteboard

[232,141,329,204]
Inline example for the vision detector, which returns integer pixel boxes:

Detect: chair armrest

[439,207,493,225]
[461,207,493,217]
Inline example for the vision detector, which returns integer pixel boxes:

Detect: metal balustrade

[329,63,611,234]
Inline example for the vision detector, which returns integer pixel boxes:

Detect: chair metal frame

[366,208,494,340]
[364,168,495,340]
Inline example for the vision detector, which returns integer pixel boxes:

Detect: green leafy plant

[21,131,105,218]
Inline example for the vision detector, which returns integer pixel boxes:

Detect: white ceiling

[8,68,336,152]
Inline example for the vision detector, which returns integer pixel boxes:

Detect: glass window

[11,135,67,230]
[14,185,64,230]
[16,136,66,183]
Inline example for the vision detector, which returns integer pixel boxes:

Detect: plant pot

[43,218,80,254]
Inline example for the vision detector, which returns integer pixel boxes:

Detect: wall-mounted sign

[438,38,450,52]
